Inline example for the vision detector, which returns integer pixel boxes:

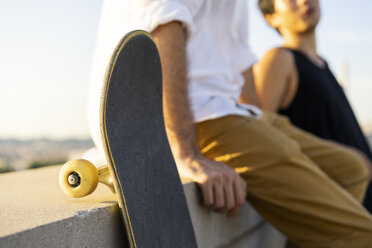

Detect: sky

[0,0,371,139]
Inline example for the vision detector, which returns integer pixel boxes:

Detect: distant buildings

[0,138,93,171]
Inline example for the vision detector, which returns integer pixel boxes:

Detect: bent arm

[252,48,295,112]
[152,22,247,217]
[239,67,260,107]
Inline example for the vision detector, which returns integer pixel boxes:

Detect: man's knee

[345,150,370,185]
[348,228,372,247]
[338,149,370,202]
[266,136,302,162]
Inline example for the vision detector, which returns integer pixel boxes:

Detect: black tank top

[279,49,372,212]
[279,49,372,160]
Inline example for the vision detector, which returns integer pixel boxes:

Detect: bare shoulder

[253,47,297,111]
[259,47,294,70]
[253,47,296,83]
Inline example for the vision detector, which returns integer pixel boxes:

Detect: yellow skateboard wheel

[59,159,99,198]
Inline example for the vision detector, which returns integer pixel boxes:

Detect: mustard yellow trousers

[196,112,372,248]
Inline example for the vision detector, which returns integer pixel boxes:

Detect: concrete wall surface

[0,165,286,248]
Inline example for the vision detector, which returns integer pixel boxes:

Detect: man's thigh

[196,114,344,198]
[196,114,372,247]
[265,111,370,202]
[196,115,302,170]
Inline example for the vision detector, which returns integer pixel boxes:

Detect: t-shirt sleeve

[235,44,258,72]
[134,0,195,35]
[231,0,257,72]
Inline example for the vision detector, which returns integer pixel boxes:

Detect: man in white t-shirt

[87,0,372,246]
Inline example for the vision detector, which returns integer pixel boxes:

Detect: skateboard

[59,30,197,248]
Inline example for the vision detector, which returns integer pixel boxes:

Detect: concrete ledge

[0,165,286,247]
[183,182,286,248]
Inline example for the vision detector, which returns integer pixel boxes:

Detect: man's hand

[177,155,247,217]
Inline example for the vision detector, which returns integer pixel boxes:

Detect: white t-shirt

[87,0,262,162]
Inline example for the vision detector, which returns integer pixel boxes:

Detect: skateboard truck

[59,159,115,198]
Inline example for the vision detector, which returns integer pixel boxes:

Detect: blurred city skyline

[1,0,371,139]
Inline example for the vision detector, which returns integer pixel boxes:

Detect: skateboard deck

[101,30,197,247]
[59,30,197,248]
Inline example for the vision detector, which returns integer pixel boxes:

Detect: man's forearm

[152,22,200,163]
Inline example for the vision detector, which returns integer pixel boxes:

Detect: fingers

[227,178,247,218]
[235,177,247,207]
[213,181,225,212]
[190,156,247,216]
[198,166,247,216]
[199,180,213,207]
[222,177,235,212]
[198,174,226,209]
